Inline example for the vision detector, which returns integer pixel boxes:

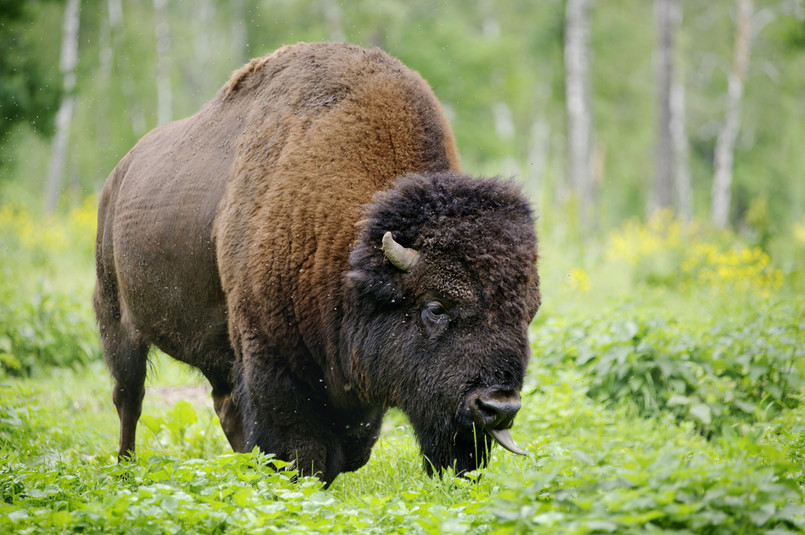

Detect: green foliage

[0,187,803,530]
[138,399,230,460]
[0,0,62,164]
[0,280,101,377]
[533,300,803,439]
[493,444,802,534]
[0,198,100,377]
[4,0,805,230]
[605,209,785,291]
[0,385,500,534]
[489,369,805,534]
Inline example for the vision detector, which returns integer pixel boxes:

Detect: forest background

[2,2,805,532]
[2,0,804,238]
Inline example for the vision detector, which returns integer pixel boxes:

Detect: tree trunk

[526,118,550,200]
[44,0,80,213]
[478,0,502,39]
[671,73,693,220]
[526,85,552,202]
[230,0,248,65]
[712,0,753,228]
[564,0,595,229]
[492,101,519,176]
[320,0,346,42]
[652,0,677,213]
[108,0,146,137]
[153,0,172,125]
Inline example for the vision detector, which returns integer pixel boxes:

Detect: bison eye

[425,301,446,316]
[421,300,449,337]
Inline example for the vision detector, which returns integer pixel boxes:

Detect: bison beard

[94,42,540,486]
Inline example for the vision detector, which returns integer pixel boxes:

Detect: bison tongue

[487,429,527,456]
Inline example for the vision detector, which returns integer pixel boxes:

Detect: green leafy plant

[494,370,805,535]
[0,280,101,377]
[532,300,803,438]
[0,193,802,533]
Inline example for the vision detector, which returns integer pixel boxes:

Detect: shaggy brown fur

[94,42,539,486]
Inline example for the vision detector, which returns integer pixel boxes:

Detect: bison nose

[469,388,521,430]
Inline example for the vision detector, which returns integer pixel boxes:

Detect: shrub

[531,300,803,438]
[492,443,804,534]
[0,279,101,377]
[494,371,805,535]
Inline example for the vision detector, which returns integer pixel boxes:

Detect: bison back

[96,41,460,375]
[213,42,461,372]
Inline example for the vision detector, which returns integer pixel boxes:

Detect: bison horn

[381,231,420,272]
[487,428,527,456]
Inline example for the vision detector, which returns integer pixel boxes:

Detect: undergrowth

[0,201,803,533]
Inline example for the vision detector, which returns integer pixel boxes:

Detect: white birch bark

[492,102,515,141]
[653,0,676,212]
[230,0,248,64]
[108,0,146,137]
[712,0,753,228]
[187,0,220,101]
[320,0,346,42]
[98,4,112,80]
[153,0,172,125]
[479,0,501,39]
[526,117,550,202]
[193,0,214,69]
[671,73,693,220]
[653,0,692,220]
[44,0,80,213]
[492,101,519,177]
[564,0,595,228]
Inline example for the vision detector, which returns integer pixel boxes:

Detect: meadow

[1,200,803,534]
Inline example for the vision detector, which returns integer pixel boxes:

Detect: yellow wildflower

[567,268,592,293]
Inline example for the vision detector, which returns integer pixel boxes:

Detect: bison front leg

[236,354,346,486]
[202,369,246,453]
[212,391,245,452]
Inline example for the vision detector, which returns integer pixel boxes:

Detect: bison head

[345,172,540,476]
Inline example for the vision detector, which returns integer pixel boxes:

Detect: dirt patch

[147,385,212,407]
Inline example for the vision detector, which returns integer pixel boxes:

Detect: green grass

[1,204,803,533]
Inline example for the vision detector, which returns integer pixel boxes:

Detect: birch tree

[652,0,677,213]
[711,0,754,228]
[671,70,692,220]
[320,0,346,42]
[653,0,692,220]
[525,87,551,202]
[108,0,146,137]
[230,0,248,65]
[44,0,80,213]
[564,0,595,229]
[153,0,172,125]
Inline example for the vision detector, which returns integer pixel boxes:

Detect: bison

[94,41,540,485]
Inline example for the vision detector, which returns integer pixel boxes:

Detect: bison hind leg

[93,286,149,460]
[101,323,149,460]
[112,346,148,461]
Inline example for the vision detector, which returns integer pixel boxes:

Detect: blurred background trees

[2,0,803,236]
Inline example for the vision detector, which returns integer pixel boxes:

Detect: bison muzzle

[94,42,540,486]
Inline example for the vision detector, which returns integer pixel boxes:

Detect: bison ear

[381,232,420,272]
